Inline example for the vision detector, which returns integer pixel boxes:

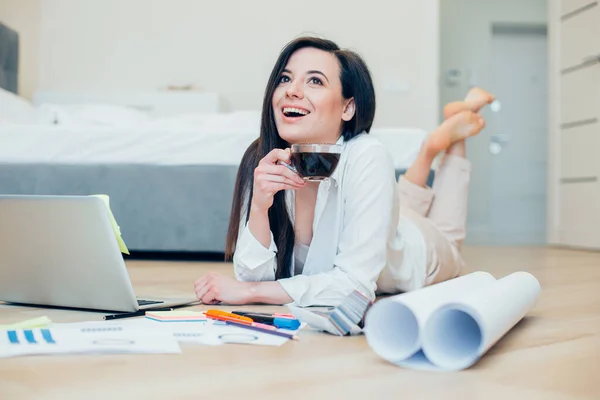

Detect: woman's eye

[309,77,323,85]
[279,75,290,84]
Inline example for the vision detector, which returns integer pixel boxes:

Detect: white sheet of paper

[55,318,300,347]
[364,271,541,371]
[0,324,181,358]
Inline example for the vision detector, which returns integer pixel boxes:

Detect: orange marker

[204,309,254,325]
[207,315,254,325]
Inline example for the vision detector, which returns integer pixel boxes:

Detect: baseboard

[465,224,547,246]
[125,251,228,262]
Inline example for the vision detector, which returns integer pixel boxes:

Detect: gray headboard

[0,22,19,94]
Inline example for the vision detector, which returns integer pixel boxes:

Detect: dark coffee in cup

[290,153,340,180]
[289,144,342,181]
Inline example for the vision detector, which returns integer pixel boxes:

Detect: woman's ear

[342,98,356,122]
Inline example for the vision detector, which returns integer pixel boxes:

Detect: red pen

[273,313,296,319]
[253,322,277,331]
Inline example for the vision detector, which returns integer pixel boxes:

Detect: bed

[0,112,429,253]
[0,27,431,255]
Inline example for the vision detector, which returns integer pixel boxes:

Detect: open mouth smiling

[282,107,311,118]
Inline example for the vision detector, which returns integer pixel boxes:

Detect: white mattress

[0,112,427,169]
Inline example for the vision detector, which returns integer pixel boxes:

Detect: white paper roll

[364,271,496,364]
[421,271,541,370]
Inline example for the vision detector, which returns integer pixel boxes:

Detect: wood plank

[560,2,600,69]
[560,123,600,178]
[560,64,600,124]
[560,181,600,248]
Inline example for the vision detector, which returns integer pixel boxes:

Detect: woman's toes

[443,101,468,119]
[469,114,486,134]
[465,87,496,111]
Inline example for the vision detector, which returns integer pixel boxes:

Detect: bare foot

[464,87,495,111]
[443,87,496,119]
[425,111,485,155]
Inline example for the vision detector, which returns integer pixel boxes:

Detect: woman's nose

[286,79,304,99]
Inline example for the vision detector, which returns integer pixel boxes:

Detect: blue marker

[231,311,301,330]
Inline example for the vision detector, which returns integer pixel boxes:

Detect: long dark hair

[225,36,376,279]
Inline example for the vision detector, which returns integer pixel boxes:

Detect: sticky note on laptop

[91,194,129,255]
[145,311,207,322]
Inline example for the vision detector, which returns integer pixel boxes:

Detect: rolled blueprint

[364,272,496,364]
[421,271,541,370]
[364,271,541,371]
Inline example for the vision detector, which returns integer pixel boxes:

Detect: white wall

[22,0,439,129]
[0,0,41,99]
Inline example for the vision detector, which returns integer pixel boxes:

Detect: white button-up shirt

[233,133,425,307]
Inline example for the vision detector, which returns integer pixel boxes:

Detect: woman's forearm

[247,205,272,249]
[246,281,293,304]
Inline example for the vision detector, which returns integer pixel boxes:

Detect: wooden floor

[1,247,599,399]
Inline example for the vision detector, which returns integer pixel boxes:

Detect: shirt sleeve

[232,201,278,282]
[278,142,396,307]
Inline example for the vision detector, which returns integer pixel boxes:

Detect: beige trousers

[401,153,471,284]
[377,154,471,293]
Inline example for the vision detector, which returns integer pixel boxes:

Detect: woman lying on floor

[193,36,495,307]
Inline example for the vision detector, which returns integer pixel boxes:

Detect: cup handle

[279,161,298,174]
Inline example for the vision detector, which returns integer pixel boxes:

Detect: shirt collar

[328,134,347,184]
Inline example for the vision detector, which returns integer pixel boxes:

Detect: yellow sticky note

[145,311,206,321]
[91,194,130,255]
[0,316,52,330]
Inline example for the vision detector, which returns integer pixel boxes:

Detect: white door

[463,26,548,245]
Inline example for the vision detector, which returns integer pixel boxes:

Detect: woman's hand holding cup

[251,148,306,212]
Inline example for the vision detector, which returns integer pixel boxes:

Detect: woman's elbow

[232,253,253,281]
[232,253,275,282]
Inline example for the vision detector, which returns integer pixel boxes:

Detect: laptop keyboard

[137,299,164,306]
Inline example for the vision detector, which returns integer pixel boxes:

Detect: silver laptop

[0,195,195,312]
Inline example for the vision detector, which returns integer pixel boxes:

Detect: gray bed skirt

[0,163,432,253]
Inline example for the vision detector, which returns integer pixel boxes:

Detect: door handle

[489,134,509,155]
[491,134,510,143]
[582,54,600,65]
